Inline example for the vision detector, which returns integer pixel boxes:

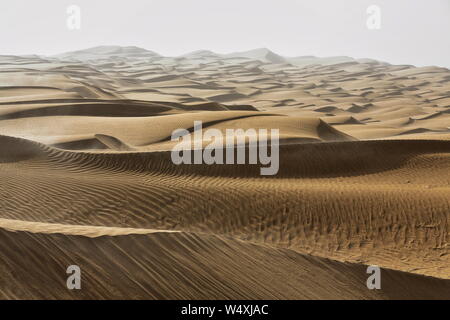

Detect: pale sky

[0,0,449,67]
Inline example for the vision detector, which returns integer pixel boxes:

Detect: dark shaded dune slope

[0,99,257,120]
[34,137,450,178]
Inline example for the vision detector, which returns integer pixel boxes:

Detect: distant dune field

[0,46,449,299]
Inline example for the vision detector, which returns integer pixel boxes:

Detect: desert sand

[0,46,449,299]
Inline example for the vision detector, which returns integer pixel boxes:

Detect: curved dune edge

[0,218,177,237]
[0,228,448,300]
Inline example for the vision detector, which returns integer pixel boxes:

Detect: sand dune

[0,46,449,299]
[0,228,448,300]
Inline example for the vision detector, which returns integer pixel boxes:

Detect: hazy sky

[0,0,449,67]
